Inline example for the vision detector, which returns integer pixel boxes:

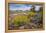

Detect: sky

[9,4,33,11]
[9,4,42,11]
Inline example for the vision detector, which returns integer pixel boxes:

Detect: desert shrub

[13,15,29,27]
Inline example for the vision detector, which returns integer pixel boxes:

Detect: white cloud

[10,6,32,11]
[34,5,42,11]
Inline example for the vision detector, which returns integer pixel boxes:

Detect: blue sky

[9,4,33,11]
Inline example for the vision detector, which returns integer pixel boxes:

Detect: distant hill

[9,10,31,14]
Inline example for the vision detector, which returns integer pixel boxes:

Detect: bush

[13,15,29,27]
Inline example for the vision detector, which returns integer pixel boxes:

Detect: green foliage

[13,15,29,26]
